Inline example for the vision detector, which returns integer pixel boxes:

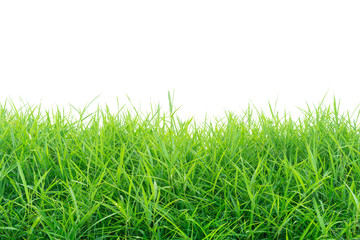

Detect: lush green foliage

[1,97,360,239]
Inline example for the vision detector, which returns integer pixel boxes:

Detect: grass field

[1,96,360,239]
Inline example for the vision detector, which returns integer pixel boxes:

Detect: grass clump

[1,96,360,239]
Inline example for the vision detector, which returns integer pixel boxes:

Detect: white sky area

[1,1,360,123]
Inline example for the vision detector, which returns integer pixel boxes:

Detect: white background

[1,1,360,122]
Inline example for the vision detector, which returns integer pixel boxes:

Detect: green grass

[1,95,360,239]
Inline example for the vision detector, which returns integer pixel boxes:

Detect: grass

[1,94,360,239]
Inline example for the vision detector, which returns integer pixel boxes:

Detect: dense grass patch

[1,97,360,239]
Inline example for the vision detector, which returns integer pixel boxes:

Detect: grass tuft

[1,96,360,239]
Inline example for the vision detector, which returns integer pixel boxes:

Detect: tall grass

[1,96,360,239]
